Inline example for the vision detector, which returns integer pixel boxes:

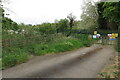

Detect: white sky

[4,0,98,25]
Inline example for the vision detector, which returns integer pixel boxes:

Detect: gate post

[102,35,105,45]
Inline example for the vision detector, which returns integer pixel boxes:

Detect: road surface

[2,44,116,78]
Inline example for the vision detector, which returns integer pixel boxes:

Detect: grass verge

[98,52,120,78]
[2,34,96,69]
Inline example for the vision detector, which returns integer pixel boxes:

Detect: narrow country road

[2,44,116,78]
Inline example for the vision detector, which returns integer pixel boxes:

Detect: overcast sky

[4,0,98,25]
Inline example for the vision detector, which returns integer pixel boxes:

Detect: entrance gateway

[93,31,118,45]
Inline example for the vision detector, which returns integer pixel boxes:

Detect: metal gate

[96,36,117,45]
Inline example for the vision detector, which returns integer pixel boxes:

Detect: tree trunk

[67,22,73,37]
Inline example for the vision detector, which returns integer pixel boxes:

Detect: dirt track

[2,44,116,78]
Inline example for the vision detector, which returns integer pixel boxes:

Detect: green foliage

[99,72,110,78]
[80,1,98,30]
[34,44,49,55]
[0,59,2,70]
[2,48,29,69]
[0,7,4,18]
[73,34,96,46]
[97,2,108,30]
[102,2,120,24]
[33,37,85,55]
[37,23,56,35]
[113,70,120,78]
[2,17,19,30]
[116,39,120,52]
[33,34,96,56]
[57,19,69,34]
[118,47,120,52]
[67,13,76,36]
[101,2,120,52]
[97,2,119,30]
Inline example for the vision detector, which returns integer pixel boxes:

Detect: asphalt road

[2,44,116,78]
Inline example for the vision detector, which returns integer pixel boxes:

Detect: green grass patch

[2,48,29,69]
[2,34,96,69]
[0,59,2,70]
[33,37,94,56]
[115,39,120,52]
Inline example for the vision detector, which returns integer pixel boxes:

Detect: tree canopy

[102,2,120,25]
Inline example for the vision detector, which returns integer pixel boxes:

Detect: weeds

[2,33,96,69]
[2,48,29,69]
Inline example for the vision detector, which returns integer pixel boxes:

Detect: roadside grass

[2,48,29,69]
[115,39,120,52]
[116,45,120,52]
[34,38,85,55]
[2,34,96,69]
[98,52,119,78]
[0,59,2,70]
